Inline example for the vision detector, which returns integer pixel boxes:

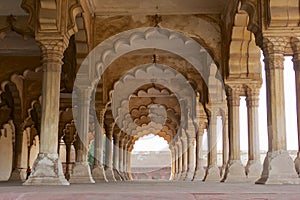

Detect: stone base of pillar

[69,162,95,184]
[203,165,220,181]
[294,152,300,177]
[113,169,123,181]
[222,160,247,183]
[186,170,195,181]
[179,171,187,181]
[193,167,205,181]
[245,160,262,181]
[256,150,300,184]
[172,172,178,180]
[23,153,69,185]
[105,168,116,181]
[92,165,107,182]
[9,168,26,182]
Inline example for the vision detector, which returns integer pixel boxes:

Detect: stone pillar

[186,135,195,181]
[104,123,116,182]
[92,110,107,182]
[169,146,175,180]
[179,136,188,180]
[173,144,178,180]
[256,37,300,184]
[292,40,300,177]
[221,111,229,178]
[70,88,95,184]
[24,40,69,185]
[113,133,122,181]
[176,141,183,180]
[222,85,247,182]
[119,136,125,180]
[193,122,206,181]
[127,146,133,180]
[245,86,262,181]
[203,109,220,181]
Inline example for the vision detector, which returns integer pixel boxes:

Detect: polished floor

[1,180,300,200]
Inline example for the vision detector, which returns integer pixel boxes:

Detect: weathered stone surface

[70,162,95,184]
[23,153,69,185]
[256,150,300,184]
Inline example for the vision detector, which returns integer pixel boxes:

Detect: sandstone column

[256,37,299,184]
[176,141,183,180]
[113,132,122,181]
[169,145,175,180]
[193,122,206,181]
[70,88,95,184]
[222,85,247,182]
[179,135,188,180]
[92,110,107,182]
[24,40,69,185]
[104,123,116,181]
[173,143,179,180]
[245,85,262,181]
[292,39,300,177]
[119,136,125,180]
[186,135,195,181]
[203,109,220,181]
[221,111,229,178]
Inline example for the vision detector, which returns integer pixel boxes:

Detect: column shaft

[24,40,69,185]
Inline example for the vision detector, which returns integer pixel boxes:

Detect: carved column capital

[262,37,288,70]
[291,37,300,71]
[39,39,69,72]
[225,84,242,107]
[245,85,260,107]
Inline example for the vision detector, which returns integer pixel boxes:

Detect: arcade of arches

[0,0,300,186]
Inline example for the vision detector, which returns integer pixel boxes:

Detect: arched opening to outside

[131,134,171,180]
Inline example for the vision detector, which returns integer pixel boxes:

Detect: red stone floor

[0,180,300,200]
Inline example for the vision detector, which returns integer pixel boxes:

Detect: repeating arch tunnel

[72,27,225,181]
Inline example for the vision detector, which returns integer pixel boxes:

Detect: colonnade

[23,33,300,186]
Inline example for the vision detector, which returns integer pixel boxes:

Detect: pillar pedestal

[193,167,205,181]
[70,162,95,183]
[92,165,107,182]
[256,150,300,184]
[24,153,69,185]
[204,165,220,181]
[9,168,26,182]
[105,167,116,182]
[222,160,247,182]
[245,160,262,181]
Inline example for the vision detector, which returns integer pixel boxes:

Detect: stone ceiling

[88,0,231,15]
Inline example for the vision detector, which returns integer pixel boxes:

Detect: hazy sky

[133,55,299,152]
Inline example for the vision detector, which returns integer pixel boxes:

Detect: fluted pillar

[113,133,122,181]
[173,144,179,180]
[222,85,247,182]
[221,111,229,178]
[245,85,262,181]
[256,37,300,184]
[292,39,300,177]
[70,88,95,184]
[186,135,196,181]
[176,141,183,180]
[92,110,107,182]
[169,146,176,180]
[193,122,206,181]
[179,136,188,180]
[118,136,125,180]
[204,109,220,181]
[24,40,69,185]
[104,123,116,182]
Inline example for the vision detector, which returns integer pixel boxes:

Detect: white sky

[133,55,299,152]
